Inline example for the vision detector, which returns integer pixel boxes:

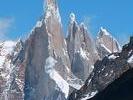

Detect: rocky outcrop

[69,36,133,100]
[89,68,133,100]
[67,13,99,81]
[96,27,121,59]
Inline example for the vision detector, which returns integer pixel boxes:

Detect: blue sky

[0,0,132,44]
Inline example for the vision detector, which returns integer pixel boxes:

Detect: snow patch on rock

[100,44,112,53]
[35,20,43,28]
[70,13,76,22]
[68,81,83,90]
[100,27,110,36]
[0,41,16,55]
[108,54,119,59]
[81,91,98,100]
[127,55,133,64]
[45,56,69,98]
[79,48,89,60]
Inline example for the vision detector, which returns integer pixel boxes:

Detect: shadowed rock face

[68,37,133,100]
[67,15,99,81]
[89,68,133,100]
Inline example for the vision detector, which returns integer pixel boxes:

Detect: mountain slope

[89,68,133,100]
[69,36,133,100]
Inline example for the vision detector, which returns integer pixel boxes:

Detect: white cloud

[0,17,14,40]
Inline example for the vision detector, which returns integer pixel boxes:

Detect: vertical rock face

[24,0,83,100]
[0,40,25,100]
[44,0,71,73]
[96,27,121,59]
[67,13,99,81]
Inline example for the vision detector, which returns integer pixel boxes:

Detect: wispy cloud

[82,15,97,32]
[0,17,14,40]
[83,16,91,31]
[82,15,97,38]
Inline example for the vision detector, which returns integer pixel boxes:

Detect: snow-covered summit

[99,27,110,36]
[70,13,76,23]
[96,27,121,58]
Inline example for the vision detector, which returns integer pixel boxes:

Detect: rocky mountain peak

[70,13,76,23]
[99,27,110,36]
[23,0,84,100]
[45,0,57,12]
[96,27,121,59]
[67,14,99,81]
[44,0,61,23]
[0,1,132,100]
[69,36,133,100]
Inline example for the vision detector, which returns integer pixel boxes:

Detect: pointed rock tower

[24,0,83,100]
[69,37,132,100]
[67,13,99,81]
[96,27,121,59]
